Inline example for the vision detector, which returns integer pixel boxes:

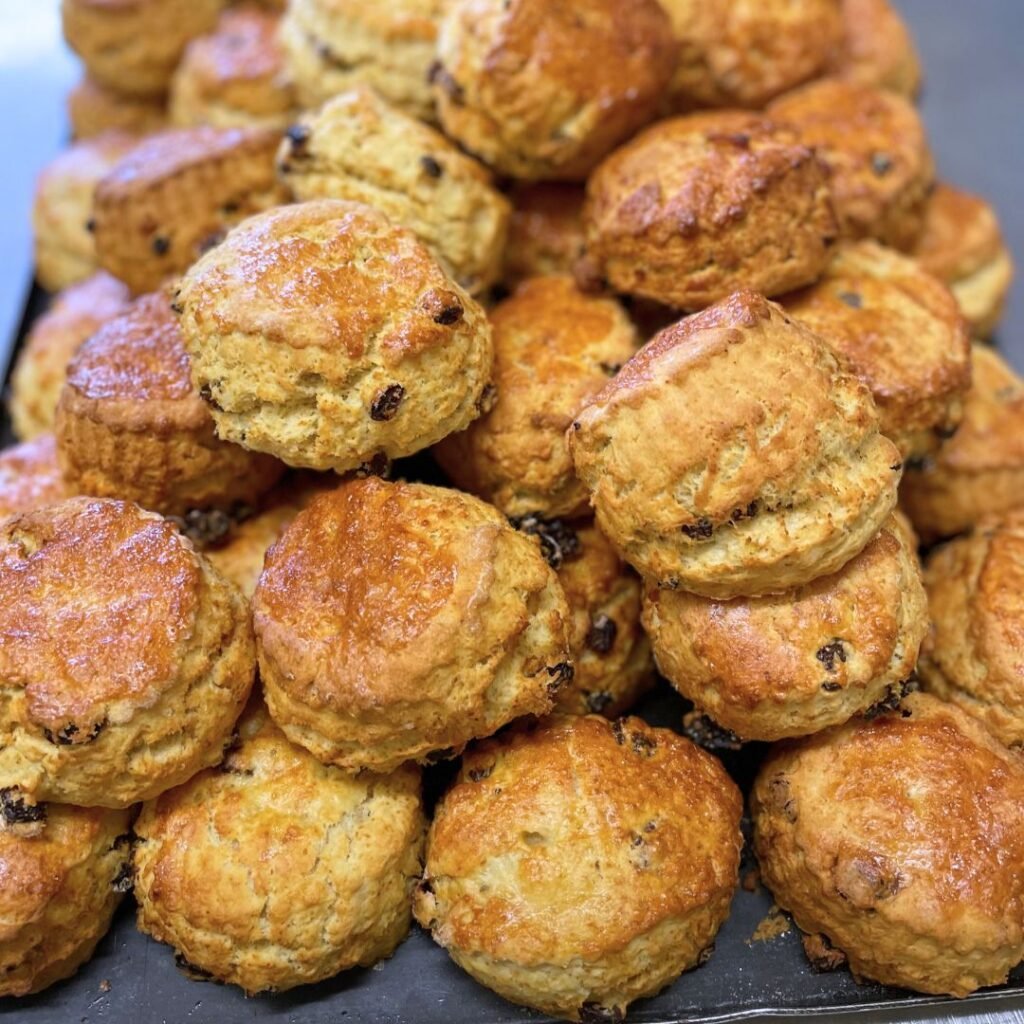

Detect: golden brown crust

[504,183,586,286]
[901,345,1024,542]
[92,126,287,294]
[68,75,168,139]
[0,803,131,996]
[175,199,494,472]
[253,478,571,773]
[644,514,927,741]
[769,77,934,251]
[433,276,638,518]
[55,292,283,516]
[432,0,678,181]
[752,693,1024,996]
[133,703,425,994]
[0,497,255,807]
[0,436,68,521]
[568,290,902,597]
[784,240,971,458]
[581,112,838,310]
[11,272,132,440]
[415,714,742,1020]
[827,0,922,97]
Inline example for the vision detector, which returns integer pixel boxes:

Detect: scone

[431,0,677,181]
[68,75,168,139]
[278,85,510,295]
[415,714,742,1021]
[252,478,572,773]
[61,0,224,98]
[568,291,902,597]
[643,514,927,741]
[551,521,653,718]
[434,276,638,519]
[504,184,586,287]
[175,199,494,472]
[55,292,283,517]
[0,497,255,808]
[827,0,922,97]
[901,345,1024,542]
[170,6,297,130]
[0,802,132,996]
[581,112,837,310]
[919,511,1024,748]
[10,271,132,440]
[661,0,844,110]
[92,125,287,294]
[280,0,448,121]
[769,78,934,251]
[133,702,425,994]
[0,436,68,521]
[913,183,1015,339]
[753,693,1024,996]
[784,240,971,459]
[32,131,138,292]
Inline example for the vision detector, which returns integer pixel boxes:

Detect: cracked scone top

[568,291,902,598]
[0,497,255,808]
[581,111,838,310]
[252,477,572,774]
[752,694,1024,996]
[133,702,426,994]
[643,513,927,742]
[414,714,742,1021]
[175,199,494,473]
[431,0,678,182]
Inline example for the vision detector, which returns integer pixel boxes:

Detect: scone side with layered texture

[175,199,494,473]
[752,694,1024,996]
[433,275,639,519]
[0,497,255,807]
[643,513,927,741]
[68,76,168,139]
[581,111,838,310]
[415,714,743,1021]
[278,84,510,295]
[253,477,572,774]
[133,703,425,994]
[827,0,923,97]
[0,435,68,521]
[568,290,902,598]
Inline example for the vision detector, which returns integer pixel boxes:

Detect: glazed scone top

[0,436,67,521]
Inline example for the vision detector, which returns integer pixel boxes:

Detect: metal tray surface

[5,1,1024,1021]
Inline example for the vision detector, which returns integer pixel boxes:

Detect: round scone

[68,75,168,139]
[169,6,297,130]
[643,514,927,741]
[580,112,838,310]
[752,693,1024,996]
[434,276,638,519]
[0,497,255,808]
[919,511,1024,749]
[415,714,742,1021]
[827,0,922,97]
[901,346,1024,542]
[175,199,493,472]
[504,184,586,287]
[784,240,971,459]
[32,131,138,293]
[0,802,132,997]
[568,291,902,597]
[278,85,510,295]
[61,0,224,98]
[55,292,283,517]
[252,478,572,773]
[280,0,447,120]
[0,436,68,520]
[913,183,1015,339]
[431,0,678,182]
[133,702,425,994]
[769,78,934,251]
[92,126,287,295]
[10,272,132,440]
[661,0,844,111]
